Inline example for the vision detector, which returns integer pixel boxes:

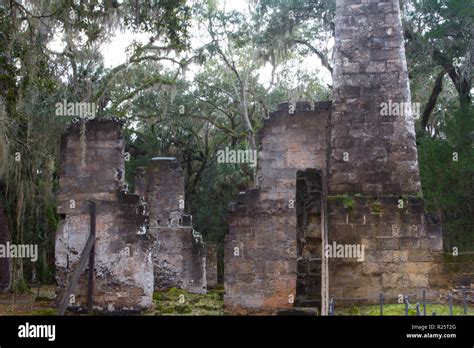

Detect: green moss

[153,292,164,301]
[152,288,224,316]
[371,200,382,214]
[167,287,186,295]
[161,307,175,314]
[342,194,356,212]
[174,305,192,314]
[26,308,57,316]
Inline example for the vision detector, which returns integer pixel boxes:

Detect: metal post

[423,289,426,316]
[87,201,96,314]
[379,292,383,316]
[448,293,453,316]
[416,303,420,316]
[404,296,409,316]
[463,292,467,315]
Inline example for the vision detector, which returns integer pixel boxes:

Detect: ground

[148,287,224,316]
[335,303,474,316]
[0,285,56,315]
[0,285,471,316]
[0,285,224,316]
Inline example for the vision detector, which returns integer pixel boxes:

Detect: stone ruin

[55,120,154,312]
[140,158,206,294]
[53,0,472,315]
[55,120,213,312]
[225,102,330,314]
[223,0,473,314]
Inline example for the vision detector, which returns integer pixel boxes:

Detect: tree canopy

[0,0,472,289]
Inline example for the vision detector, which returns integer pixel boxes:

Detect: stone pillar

[326,0,448,304]
[146,158,206,294]
[329,0,421,195]
[55,119,154,313]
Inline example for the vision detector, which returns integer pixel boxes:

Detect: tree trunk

[421,71,445,129]
[0,201,12,293]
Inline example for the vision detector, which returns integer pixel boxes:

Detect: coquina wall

[223,0,473,314]
[145,158,207,294]
[55,120,154,312]
[224,102,330,314]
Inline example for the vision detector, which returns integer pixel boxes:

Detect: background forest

[0,0,472,290]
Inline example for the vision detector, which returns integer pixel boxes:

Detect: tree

[0,0,191,290]
[403,0,473,130]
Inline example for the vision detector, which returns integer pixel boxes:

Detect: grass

[26,308,57,316]
[149,287,224,316]
[335,303,473,316]
[4,285,470,317]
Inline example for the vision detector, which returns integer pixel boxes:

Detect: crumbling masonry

[55,123,210,313]
[224,0,473,314]
[140,158,206,294]
[55,120,154,312]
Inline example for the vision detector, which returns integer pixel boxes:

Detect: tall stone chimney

[329,0,421,195]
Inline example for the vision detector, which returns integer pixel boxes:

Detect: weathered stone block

[55,119,154,313]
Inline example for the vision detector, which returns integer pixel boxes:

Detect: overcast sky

[49,0,332,89]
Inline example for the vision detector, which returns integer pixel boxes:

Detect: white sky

[49,0,332,89]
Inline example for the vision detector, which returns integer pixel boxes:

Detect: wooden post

[58,201,96,316]
[87,201,96,314]
[58,232,95,315]
[321,173,329,316]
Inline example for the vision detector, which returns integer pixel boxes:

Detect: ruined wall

[0,203,11,293]
[438,255,474,301]
[325,0,453,305]
[206,242,218,289]
[55,120,154,312]
[146,158,206,294]
[329,0,421,195]
[146,158,184,227]
[223,0,471,314]
[224,102,330,314]
[327,196,444,302]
